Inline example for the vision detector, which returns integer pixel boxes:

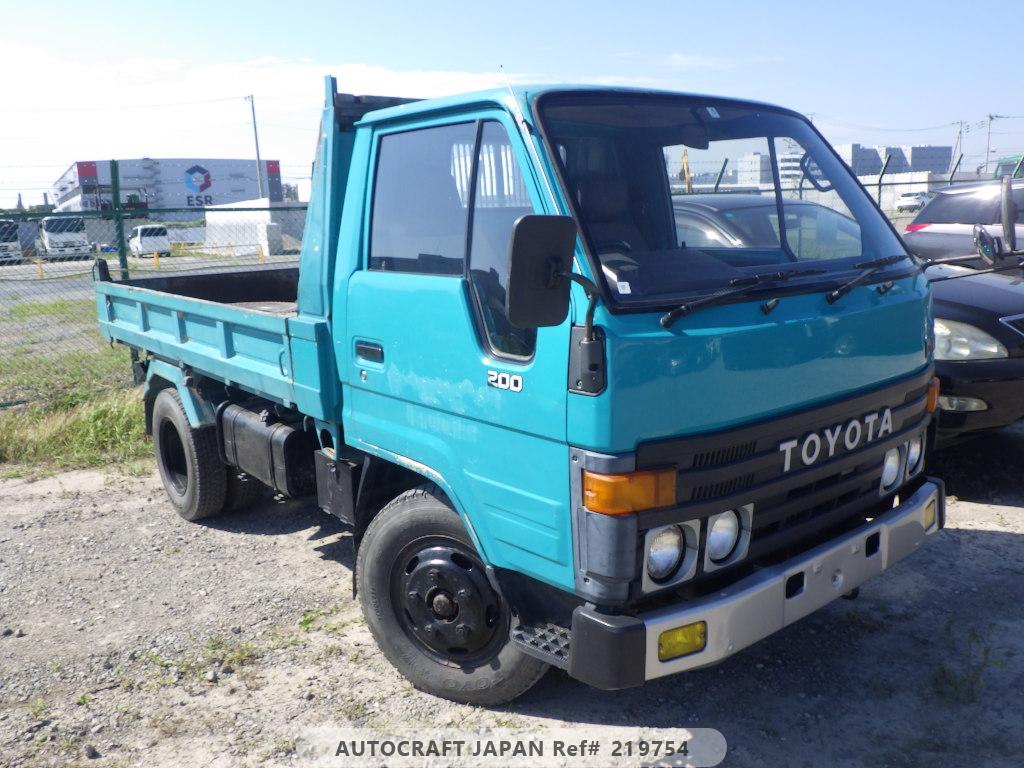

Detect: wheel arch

[352,451,489,569]
[143,359,217,435]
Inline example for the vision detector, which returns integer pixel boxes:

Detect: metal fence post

[877,154,891,206]
[111,160,129,281]
[110,159,138,365]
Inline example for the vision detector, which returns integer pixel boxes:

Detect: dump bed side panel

[96,281,299,408]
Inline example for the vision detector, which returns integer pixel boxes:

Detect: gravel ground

[1,429,1023,768]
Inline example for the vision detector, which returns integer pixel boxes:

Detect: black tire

[357,484,547,705]
[224,469,265,512]
[152,388,227,522]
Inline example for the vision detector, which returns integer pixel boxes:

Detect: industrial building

[833,144,953,176]
[52,158,284,214]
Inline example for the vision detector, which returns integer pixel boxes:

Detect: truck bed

[95,266,335,418]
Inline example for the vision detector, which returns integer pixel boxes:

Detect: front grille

[636,368,933,572]
[693,440,756,468]
[691,472,755,501]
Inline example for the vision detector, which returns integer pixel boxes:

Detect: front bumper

[568,478,944,689]
[936,358,1024,440]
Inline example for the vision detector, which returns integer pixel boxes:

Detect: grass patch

[0,343,132,409]
[6,298,96,322]
[0,387,148,470]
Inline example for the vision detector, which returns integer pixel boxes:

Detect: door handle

[355,340,384,363]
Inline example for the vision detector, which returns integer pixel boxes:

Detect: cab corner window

[469,121,537,359]
[369,122,476,275]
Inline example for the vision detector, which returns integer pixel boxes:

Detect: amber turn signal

[582,468,676,515]
[926,377,940,413]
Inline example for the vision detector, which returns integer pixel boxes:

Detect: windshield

[140,226,168,237]
[43,217,85,234]
[0,221,17,242]
[537,92,908,306]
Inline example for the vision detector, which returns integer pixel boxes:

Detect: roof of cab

[352,84,798,126]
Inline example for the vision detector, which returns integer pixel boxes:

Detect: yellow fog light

[924,499,937,530]
[658,621,707,662]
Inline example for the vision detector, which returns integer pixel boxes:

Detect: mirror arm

[920,254,988,268]
[559,271,600,341]
[927,257,1024,283]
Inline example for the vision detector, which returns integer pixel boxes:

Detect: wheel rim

[158,418,188,495]
[391,537,505,666]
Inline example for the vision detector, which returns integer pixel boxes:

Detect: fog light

[707,510,740,563]
[938,395,988,412]
[907,436,923,475]
[924,498,937,530]
[646,525,684,581]
[658,621,707,661]
[881,448,901,490]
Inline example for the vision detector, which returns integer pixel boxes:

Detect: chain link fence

[0,155,996,412]
[0,162,306,410]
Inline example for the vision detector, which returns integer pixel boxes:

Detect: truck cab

[95,77,944,704]
[36,215,90,260]
[0,219,22,263]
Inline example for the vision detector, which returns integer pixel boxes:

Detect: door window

[369,123,476,274]
[468,121,537,359]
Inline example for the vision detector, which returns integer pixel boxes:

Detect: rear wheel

[152,389,227,522]
[357,485,547,705]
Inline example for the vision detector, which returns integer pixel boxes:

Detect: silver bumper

[642,479,944,680]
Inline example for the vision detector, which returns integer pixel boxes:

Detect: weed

[28,698,47,719]
[267,631,306,651]
[930,620,1006,705]
[299,608,322,632]
[75,693,93,706]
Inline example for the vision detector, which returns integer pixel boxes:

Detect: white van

[128,225,172,258]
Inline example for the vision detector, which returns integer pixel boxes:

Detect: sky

[2,0,1022,208]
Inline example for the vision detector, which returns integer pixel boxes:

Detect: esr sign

[187,195,214,206]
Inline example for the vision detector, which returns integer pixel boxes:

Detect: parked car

[927,264,1024,443]
[128,225,172,258]
[903,179,1024,265]
[672,193,1024,443]
[895,191,931,213]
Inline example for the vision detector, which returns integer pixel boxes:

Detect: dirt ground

[1,428,1022,768]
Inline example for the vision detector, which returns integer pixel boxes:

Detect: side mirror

[973,224,1002,266]
[1000,175,1018,252]
[505,214,577,328]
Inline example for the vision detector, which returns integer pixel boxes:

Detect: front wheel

[356,485,547,705]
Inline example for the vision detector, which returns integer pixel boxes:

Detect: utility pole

[245,95,265,199]
[985,114,1008,176]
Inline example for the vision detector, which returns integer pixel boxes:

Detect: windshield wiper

[660,268,826,328]
[824,255,910,305]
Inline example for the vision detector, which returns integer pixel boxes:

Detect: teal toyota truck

[94,76,944,704]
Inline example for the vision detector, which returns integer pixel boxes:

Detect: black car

[927,264,1024,443]
[903,178,1024,265]
[672,194,1024,444]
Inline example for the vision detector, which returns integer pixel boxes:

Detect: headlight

[881,447,901,490]
[706,510,740,563]
[646,525,684,581]
[907,436,923,474]
[934,319,1007,360]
